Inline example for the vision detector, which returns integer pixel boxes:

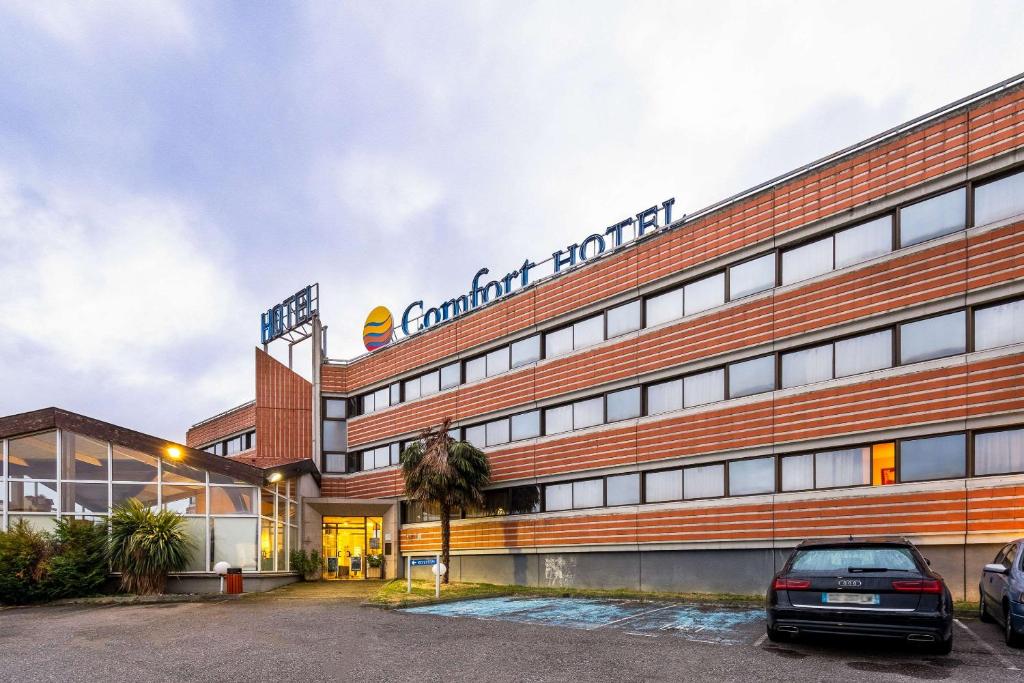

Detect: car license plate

[822,592,880,605]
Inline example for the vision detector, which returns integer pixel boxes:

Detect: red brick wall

[185,402,255,448]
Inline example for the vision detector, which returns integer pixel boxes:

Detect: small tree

[42,519,109,600]
[109,499,193,595]
[400,418,490,584]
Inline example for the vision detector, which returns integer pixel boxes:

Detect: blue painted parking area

[402,597,765,644]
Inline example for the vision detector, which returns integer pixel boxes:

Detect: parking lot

[1,585,1022,681]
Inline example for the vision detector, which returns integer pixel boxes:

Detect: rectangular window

[323,421,347,452]
[729,253,775,300]
[728,355,775,398]
[606,473,640,506]
[544,404,573,435]
[606,300,641,338]
[835,215,893,269]
[781,343,833,389]
[684,272,725,316]
[900,434,966,482]
[975,428,1024,476]
[465,356,487,383]
[324,399,347,419]
[684,464,724,499]
[511,411,541,441]
[440,362,461,389]
[388,383,400,405]
[403,377,421,401]
[573,397,604,430]
[728,457,775,496]
[815,447,870,488]
[781,453,813,491]
[782,235,833,285]
[899,311,966,364]
[545,483,572,511]
[646,379,683,415]
[485,419,510,447]
[975,299,1024,351]
[545,327,573,359]
[572,479,603,509]
[361,393,375,414]
[464,425,486,449]
[683,368,725,407]
[644,469,683,503]
[834,329,893,377]
[645,287,683,327]
[606,387,641,422]
[373,446,390,469]
[420,370,440,396]
[486,347,510,376]
[390,443,401,465]
[510,335,541,368]
[899,187,966,246]
[57,433,111,482]
[975,170,1024,226]
[573,315,604,350]
[373,387,390,411]
[324,453,346,473]
[361,451,373,471]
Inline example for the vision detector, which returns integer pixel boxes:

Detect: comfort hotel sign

[399,198,676,338]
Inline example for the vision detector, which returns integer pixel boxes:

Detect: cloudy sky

[0,1,1021,440]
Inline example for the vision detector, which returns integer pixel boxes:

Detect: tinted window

[606,473,640,506]
[465,356,487,382]
[421,371,440,396]
[974,170,1024,226]
[324,399,347,419]
[728,355,775,398]
[684,273,725,316]
[729,457,775,496]
[834,329,892,377]
[606,300,641,338]
[899,311,966,364]
[511,335,541,368]
[486,347,510,376]
[815,447,870,488]
[545,327,573,358]
[573,315,604,349]
[684,464,724,499]
[361,394,374,414]
[781,343,833,389]
[729,253,775,300]
[573,397,604,429]
[403,377,421,401]
[511,411,541,440]
[390,383,401,405]
[647,379,683,415]
[782,236,833,285]
[645,288,683,327]
[900,434,966,482]
[544,405,572,435]
[975,299,1024,351]
[606,387,641,422]
[781,453,813,491]
[899,187,966,246]
[572,479,603,509]
[645,469,682,503]
[790,547,917,572]
[464,425,486,449]
[440,362,460,389]
[323,421,347,451]
[485,419,510,446]
[835,215,892,269]
[373,387,390,410]
[545,483,572,511]
[684,368,724,407]
[975,428,1024,476]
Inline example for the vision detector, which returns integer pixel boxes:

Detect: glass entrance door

[322,516,384,580]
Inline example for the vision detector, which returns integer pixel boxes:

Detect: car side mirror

[984,563,1008,574]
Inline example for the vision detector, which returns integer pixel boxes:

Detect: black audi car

[766,537,954,653]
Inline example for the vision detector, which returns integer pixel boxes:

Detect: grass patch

[368,579,764,609]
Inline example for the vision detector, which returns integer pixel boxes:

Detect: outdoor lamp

[166,446,182,459]
[267,471,283,483]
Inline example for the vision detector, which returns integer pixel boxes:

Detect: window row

[357,166,1024,418]
[203,429,256,457]
[400,426,1024,522]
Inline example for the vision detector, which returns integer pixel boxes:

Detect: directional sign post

[407,555,442,597]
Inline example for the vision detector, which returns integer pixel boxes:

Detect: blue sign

[400,199,676,337]
[410,558,438,566]
[261,284,318,344]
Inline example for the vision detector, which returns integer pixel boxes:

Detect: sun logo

[362,306,394,352]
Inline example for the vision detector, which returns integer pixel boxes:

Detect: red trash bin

[225,567,243,594]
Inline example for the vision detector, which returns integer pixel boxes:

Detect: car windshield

[790,547,918,572]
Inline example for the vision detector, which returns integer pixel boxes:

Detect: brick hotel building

[3,77,1024,597]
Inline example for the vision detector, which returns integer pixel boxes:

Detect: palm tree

[400,417,490,584]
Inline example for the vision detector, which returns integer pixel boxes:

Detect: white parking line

[954,619,1020,671]
[753,633,768,647]
[588,604,677,631]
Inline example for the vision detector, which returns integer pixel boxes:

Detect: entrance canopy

[305,497,393,517]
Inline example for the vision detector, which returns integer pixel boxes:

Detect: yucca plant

[401,417,490,584]
[109,499,193,595]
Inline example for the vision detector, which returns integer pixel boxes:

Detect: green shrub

[41,519,109,600]
[0,520,50,604]
[109,500,192,595]
[289,548,322,579]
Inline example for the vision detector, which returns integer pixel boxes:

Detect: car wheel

[931,634,953,655]
[1006,609,1023,648]
[980,593,993,622]
[766,626,786,643]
